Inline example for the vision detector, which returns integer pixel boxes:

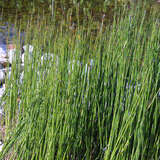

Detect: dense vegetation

[0,1,160,160]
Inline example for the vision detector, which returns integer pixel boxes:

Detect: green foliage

[0,5,160,160]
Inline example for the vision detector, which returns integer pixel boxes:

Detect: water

[0,0,159,55]
[0,20,25,56]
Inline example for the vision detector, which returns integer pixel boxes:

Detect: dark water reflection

[0,21,15,53]
[0,1,159,54]
[0,19,25,54]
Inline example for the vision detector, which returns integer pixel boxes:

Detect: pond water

[0,0,160,54]
[0,23,24,57]
[0,23,16,55]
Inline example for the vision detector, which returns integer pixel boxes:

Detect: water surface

[0,1,159,54]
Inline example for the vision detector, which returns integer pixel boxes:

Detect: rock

[0,57,8,66]
[0,70,5,82]
[8,48,16,64]
[0,140,3,152]
[23,45,34,55]
[21,45,34,65]
[7,44,16,50]
[0,45,7,56]
[0,64,4,69]
[0,84,5,98]
[0,47,6,55]
[1,67,12,76]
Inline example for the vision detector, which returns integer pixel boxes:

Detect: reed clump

[0,5,160,160]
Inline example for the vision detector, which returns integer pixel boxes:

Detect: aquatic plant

[0,4,160,160]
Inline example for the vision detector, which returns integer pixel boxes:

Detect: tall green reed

[0,5,160,160]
